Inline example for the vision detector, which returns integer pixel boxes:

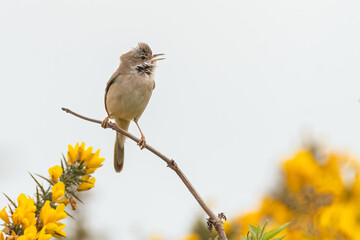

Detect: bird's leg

[134,119,146,149]
[101,114,112,128]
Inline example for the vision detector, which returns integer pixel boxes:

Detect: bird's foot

[137,136,146,150]
[101,115,112,128]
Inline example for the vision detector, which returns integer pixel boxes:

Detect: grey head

[119,43,164,76]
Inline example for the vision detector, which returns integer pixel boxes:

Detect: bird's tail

[114,119,130,173]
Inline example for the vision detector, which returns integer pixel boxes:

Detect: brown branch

[61,107,228,240]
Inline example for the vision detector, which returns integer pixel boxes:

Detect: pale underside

[105,73,154,122]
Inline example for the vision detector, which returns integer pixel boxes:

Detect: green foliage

[241,221,290,240]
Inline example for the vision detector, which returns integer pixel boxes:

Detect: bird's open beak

[151,53,165,62]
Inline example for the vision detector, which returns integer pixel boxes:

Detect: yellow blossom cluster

[176,148,360,240]
[234,149,360,239]
[67,142,105,173]
[0,194,54,240]
[67,142,105,191]
[0,143,105,240]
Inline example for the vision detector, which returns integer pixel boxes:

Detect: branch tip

[61,107,70,113]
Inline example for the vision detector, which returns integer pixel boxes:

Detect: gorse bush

[0,143,104,239]
[235,148,360,239]
[178,145,360,240]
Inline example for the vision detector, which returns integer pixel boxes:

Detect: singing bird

[102,43,164,172]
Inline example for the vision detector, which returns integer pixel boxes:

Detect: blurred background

[1,0,360,239]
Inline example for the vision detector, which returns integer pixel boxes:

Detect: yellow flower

[223,220,232,234]
[259,197,293,223]
[48,165,63,183]
[315,198,360,237]
[17,226,37,240]
[40,201,67,225]
[16,226,51,240]
[283,150,321,192]
[58,197,70,205]
[84,149,105,170]
[77,175,96,191]
[0,207,9,223]
[67,142,80,164]
[37,226,52,240]
[51,181,68,204]
[351,173,360,198]
[80,143,93,162]
[45,222,66,238]
[67,142,87,165]
[0,231,4,240]
[12,194,36,229]
[67,143,105,172]
[283,150,347,196]
[235,208,264,236]
[310,153,344,196]
[85,168,97,174]
[40,201,67,238]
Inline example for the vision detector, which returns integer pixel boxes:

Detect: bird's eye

[141,56,146,60]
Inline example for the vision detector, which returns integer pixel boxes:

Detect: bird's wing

[104,69,121,115]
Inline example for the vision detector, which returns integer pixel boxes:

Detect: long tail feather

[114,119,130,173]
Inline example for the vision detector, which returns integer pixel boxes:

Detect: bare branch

[61,107,228,240]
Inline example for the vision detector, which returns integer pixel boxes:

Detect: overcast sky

[1,0,360,239]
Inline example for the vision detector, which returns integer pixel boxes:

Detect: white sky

[1,0,360,239]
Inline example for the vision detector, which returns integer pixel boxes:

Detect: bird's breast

[106,74,154,121]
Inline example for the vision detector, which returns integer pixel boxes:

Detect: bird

[102,43,164,172]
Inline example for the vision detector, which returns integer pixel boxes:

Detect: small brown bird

[102,43,164,172]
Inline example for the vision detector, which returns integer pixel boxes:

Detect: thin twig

[61,107,228,240]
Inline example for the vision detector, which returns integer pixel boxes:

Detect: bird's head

[120,43,165,75]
